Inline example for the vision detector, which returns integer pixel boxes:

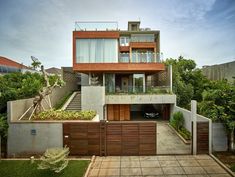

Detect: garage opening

[130,104,171,121]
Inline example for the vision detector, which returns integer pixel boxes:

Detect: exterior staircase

[64,91,81,111]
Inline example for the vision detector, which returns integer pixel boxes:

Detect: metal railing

[75,21,118,31]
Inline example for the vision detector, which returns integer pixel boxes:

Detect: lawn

[0,160,90,177]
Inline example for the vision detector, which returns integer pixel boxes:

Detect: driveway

[157,121,191,154]
[88,155,231,177]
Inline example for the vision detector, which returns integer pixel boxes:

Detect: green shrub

[179,127,191,140]
[170,111,184,131]
[230,163,235,172]
[38,146,69,173]
[32,109,96,120]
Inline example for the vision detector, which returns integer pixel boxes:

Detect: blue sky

[0,0,234,68]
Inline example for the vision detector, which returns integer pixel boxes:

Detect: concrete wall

[173,106,192,132]
[7,123,63,157]
[106,94,176,104]
[202,60,235,83]
[81,86,105,120]
[212,123,228,151]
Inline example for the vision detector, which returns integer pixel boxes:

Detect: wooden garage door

[107,104,130,121]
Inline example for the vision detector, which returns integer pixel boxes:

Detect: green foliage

[0,72,64,113]
[179,127,191,140]
[54,92,73,110]
[165,56,210,108]
[0,72,44,113]
[170,111,184,131]
[230,163,235,172]
[38,147,69,173]
[0,114,8,138]
[170,111,191,140]
[33,110,96,120]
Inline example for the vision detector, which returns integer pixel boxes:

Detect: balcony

[119,52,162,63]
[106,86,172,95]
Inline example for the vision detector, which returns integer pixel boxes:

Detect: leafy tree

[198,79,235,151]
[31,56,41,70]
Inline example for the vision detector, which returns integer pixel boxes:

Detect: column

[191,100,197,155]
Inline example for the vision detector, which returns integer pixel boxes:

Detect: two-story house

[72,21,176,121]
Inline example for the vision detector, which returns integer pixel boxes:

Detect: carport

[130,104,171,121]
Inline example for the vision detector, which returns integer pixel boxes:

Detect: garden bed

[213,151,235,172]
[168,123,191,144]
[0,160,90,177]
[32,110,96,121]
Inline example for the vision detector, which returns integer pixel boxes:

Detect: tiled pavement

[88,155,232,177]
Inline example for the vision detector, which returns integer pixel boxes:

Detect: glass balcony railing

[119,52,162,63]
[75,21,118,31]
[130,35,155,42]
[106,86,171,95]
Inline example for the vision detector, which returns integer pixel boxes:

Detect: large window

[76,39,118,63]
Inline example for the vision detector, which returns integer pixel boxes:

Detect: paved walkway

[157,122,191,154]
[88,155,231,177]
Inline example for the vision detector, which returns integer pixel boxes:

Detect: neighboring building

[45,67,62,76]
[72,21,176,120]
[202,60,235,83]
[0,56,31,74]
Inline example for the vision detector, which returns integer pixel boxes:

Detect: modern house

[72,21,176,121]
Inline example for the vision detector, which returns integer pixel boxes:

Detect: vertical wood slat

[197,122,209,154]
[63,121,156,156]
[107,104,130,121]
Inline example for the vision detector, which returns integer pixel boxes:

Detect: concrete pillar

[103,73,105,86]
[191,100,197,155]
[209,119,212,154]
[169,65,173,93]
[143,73,146,93]
[88,72,91,85]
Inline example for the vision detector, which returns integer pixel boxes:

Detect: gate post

[100,120,106,156]
[191,100,197,155]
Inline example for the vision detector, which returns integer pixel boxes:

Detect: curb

[84,155,95,177]
[210,154,235,177]
[168,123,191,145]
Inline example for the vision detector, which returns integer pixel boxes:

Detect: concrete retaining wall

[7,123,63,157]
[81,86,105,120]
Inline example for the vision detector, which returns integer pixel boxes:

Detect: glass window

[133,74,144,93]
[76,39,118,63]
[119,36,129,46]
[105,73,115,93]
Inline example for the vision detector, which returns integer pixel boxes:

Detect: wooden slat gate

[191,121,209,154]
[63,121,156,156]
